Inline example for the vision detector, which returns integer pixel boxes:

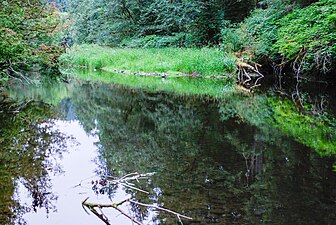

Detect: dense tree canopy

[66,0,258,47]
[64,0,335,76]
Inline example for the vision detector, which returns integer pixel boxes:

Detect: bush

[220,0,335,76]
[244,0,297,56]
[272,0,336,74]
[220,21,243,52]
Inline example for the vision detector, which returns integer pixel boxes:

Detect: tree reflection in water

[0,99,69,225]
[3,79,335,225]
[69,81,335,225]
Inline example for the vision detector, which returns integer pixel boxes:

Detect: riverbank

[59,45,245,96]
[60,45,237,77]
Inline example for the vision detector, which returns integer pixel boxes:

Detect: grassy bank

[60,45,237,77]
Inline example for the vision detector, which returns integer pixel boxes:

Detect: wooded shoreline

[1,0,335,88]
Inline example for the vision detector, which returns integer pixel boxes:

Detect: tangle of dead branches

[237,60,264,88]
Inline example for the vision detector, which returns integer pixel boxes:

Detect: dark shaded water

[0,78,335,225]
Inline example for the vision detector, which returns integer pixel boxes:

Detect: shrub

[272,0,336,74]
[239,0,297,57]
[220,21,243,52]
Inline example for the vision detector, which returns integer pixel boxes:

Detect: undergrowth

[273,0,336,74]
[220,0,336,76]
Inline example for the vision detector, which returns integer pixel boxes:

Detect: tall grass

[60,44,237,76]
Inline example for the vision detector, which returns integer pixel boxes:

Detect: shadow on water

[1,77,336,224]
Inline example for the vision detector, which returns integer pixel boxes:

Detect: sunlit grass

[60,44,237,77]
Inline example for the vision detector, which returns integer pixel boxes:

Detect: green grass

[60,44,237,76]
[66,68,235,98]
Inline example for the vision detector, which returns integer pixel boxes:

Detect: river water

[0,76,335,225]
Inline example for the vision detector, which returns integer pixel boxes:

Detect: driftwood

[81,172,193,225]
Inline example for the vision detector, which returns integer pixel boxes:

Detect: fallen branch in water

[103,172,155,194]
[82,197,141,225]
[82,172,193,225]
[128,199,193,221]
[82,197,193,225]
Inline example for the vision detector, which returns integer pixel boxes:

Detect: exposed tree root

[236,60,264,88]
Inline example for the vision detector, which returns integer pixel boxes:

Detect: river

[0,75,335,225]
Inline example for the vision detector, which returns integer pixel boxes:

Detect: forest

[0,0,335,85]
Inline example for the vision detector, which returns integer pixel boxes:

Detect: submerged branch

[104,172,154,194]
[82,172,192,224]
[82,197,192,225]
[82,197,141,225]
[128,199,193,220]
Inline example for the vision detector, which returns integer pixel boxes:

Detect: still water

[0,77,335,225]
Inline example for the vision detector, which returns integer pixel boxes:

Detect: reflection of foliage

[219,93,336,156]
[68,81,336,224]
[8,79,70,106]
[64,68,234,98]
[269,97,336,155]
[70,81,248,224]
[0,99,68,224]
[218,92,336,224]
[245,140,336,225]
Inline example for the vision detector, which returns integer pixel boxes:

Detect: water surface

[1,78,335,225]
